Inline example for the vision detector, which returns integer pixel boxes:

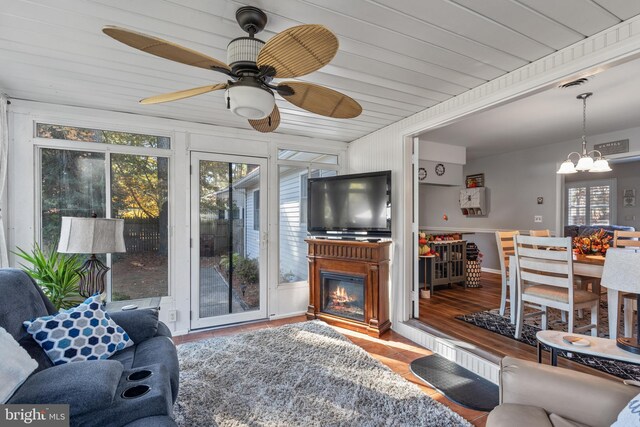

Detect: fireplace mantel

[306,239,391,337]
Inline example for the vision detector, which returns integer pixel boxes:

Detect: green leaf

[13,243,83,310]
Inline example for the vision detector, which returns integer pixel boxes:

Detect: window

[253,190,260,231]
[566,179,616,226]
[278,149,338,164]
[278,165,337,284]
[38,125,170,302]
[299,170,320,225]
[36,123,170,149]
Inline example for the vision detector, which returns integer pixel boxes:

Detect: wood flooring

[417,271,619,380]
[173,316,489,426]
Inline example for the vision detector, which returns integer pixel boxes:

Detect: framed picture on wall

[624,189,636,207]
[465,173,484,188]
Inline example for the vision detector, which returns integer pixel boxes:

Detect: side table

[536,330,640,366]
[106,297,161,314]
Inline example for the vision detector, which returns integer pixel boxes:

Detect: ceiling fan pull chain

[268,115,271,127]
[227,95,231,110]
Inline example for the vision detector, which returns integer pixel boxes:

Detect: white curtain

[0,95,9,267]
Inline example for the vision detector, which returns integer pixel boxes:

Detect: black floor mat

[410,354,499,412]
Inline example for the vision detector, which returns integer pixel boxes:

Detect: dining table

[507,253,618,337]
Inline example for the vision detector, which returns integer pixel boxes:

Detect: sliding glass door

[190,152,268,328]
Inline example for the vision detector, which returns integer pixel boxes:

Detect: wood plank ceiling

[1,0,639,142]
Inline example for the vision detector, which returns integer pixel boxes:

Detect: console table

[419,240,467,295]
[305,239,391,337]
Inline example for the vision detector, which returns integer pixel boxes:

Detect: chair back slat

[520,258,569,275]
[614,230,640,248]
[517,246,570,261]
[529,229,551,237]
[521,271,571,288]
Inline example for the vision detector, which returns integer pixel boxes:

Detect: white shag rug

[174,320,472,427]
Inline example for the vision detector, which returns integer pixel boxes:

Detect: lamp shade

[575,155,594,171]
[557,160,577,174]
[601,248,640,293]
[57,217,126,254]
[589,158,612,173]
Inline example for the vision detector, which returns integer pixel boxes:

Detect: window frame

[565,178,617,227]
[253,190,260,231]
[33,123,174,301]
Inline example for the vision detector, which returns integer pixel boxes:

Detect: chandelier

[557,92,612,174]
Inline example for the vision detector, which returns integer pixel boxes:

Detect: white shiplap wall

[278,168,306,281]
[348,14,640,381]
[246,189,260,259]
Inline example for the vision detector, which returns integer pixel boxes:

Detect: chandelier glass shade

[557,92,612,174]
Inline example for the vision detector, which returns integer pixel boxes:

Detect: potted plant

[14,243,84,310]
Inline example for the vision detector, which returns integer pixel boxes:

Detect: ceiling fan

[103,6,362,133]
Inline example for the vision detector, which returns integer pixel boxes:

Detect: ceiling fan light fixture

[226,84,275,120]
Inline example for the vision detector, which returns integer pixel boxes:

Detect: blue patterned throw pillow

[23,295,133,365]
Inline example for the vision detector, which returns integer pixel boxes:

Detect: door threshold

[190,317,270,333]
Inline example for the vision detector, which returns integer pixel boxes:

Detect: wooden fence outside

[123,218,163,253]
[200,217,245,257]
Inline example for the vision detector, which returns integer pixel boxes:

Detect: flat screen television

[307,171,391,238]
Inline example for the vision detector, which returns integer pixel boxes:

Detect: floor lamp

[57,216,126,299]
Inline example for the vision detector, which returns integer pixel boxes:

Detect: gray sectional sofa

[0,269,179,427]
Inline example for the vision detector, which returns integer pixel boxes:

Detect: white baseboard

[394,320,500,384]
[481,267,501,275]
[269,311,307,320]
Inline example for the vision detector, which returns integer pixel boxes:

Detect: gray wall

[419,126,640,270]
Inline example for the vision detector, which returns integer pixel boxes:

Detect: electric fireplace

[306,239,391,337]
[321,272,365,322]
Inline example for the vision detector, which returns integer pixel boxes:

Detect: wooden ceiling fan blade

[103,26,230,72]
[140,84,227,105]
[248,105,280,133]
[279,82,362,118]
[256,25,338,78]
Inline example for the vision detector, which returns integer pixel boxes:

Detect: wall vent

[559,78,589,88]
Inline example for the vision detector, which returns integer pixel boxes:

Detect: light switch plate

[534,215,543,223]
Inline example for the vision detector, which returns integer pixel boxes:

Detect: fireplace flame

[331,286,355,304]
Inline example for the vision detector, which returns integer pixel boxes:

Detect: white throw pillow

[612,392,640,427]
[0,326,38,403]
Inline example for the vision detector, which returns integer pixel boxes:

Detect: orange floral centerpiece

[572,228,612,256]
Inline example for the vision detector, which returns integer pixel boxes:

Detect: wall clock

[418,167,427,181]
[435,163,445,176]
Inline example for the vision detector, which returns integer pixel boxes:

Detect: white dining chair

[529,229,600,321]
[495,230,519,318]
[614,231,640,337]
[514,235,599,340]
[602,248,640,344]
